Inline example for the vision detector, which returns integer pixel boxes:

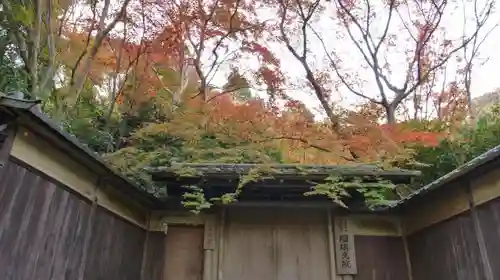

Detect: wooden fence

[403,160,500,280]
[0,158,163,280]
[2,156,495,280]
[407,196,500,280]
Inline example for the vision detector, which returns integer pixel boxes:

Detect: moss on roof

[149,162,420,182]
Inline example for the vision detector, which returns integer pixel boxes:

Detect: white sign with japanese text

[334,217,357,275]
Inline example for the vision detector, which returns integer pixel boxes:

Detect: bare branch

[461,0,496,118]
[205,0,242,81]
[334,0,398,105]
[69,1,99,92]
[70,0,132,105]
[397,20,490,107]
[28,0,43,96]
[400,0,446,94]
[39,0,57,97]
[278,0,342,130]
[307,24,382,105]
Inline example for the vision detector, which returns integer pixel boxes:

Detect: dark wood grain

[354,236,409,280]
[408,212,486,280]
[476,197,500,280]
[0,123,17,176]
[163,226,204,280]
[0,160,91,280]
[0,159,148,280]
[83,206,147,280]
[141,232,167,280]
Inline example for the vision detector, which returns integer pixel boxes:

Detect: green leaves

[304,175,397,208]
[182,185,212,214]
[411,109,500,187]
[0,30,30,93]
[9,4,35,26]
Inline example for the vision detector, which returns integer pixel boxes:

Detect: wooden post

[77,177,101,280]
[160,219,170,280]
[203,215,216,280]
[466,182,494,280]
[140,211,152,280]
[333,216,357,275]
[216,209,226,280]
[211,215,220,280]
[401,218,414,280]
[0,121,17,177]
[327,210,341,280]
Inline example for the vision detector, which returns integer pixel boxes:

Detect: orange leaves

[60,0,284,112]
[380,123,442,147]
[398,131,441,147]
[284,99,300,109]
[124,74,440,165]
[165,93,269,146]
[240,40,284,93]
[242,42,279,66]
[162,93,334,163]
[256,66,284,91]
[152,25,186,64]
[205,29,227,38]
[432,82,468,123]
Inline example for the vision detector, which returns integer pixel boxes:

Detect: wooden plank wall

[408,212,485,280]
[83,207,147,280]
[274,224,331,280]
[476,198,500,279]
[0,159,91,279]
[354,236,409,280]
[0,159,150,280]
[408,196,500,280]
[404,160,500,280]
[219,208,331,280]
[142,232,168,280]
[162,226,204,280]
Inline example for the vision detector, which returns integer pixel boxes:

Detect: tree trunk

[385,104,397,124]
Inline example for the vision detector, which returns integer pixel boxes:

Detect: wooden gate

[163,226,204,280]
[218,208,331,280]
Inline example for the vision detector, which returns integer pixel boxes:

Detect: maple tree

[52,0,287,121]
[266,0,495,124]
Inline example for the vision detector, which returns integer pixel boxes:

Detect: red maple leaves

[381,124,441,147]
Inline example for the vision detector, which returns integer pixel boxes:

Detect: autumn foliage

[53,0,453,168]
[1,0,495,197]
[113,87,443,170]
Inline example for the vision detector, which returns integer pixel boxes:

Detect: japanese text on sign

[334,217,357,275]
